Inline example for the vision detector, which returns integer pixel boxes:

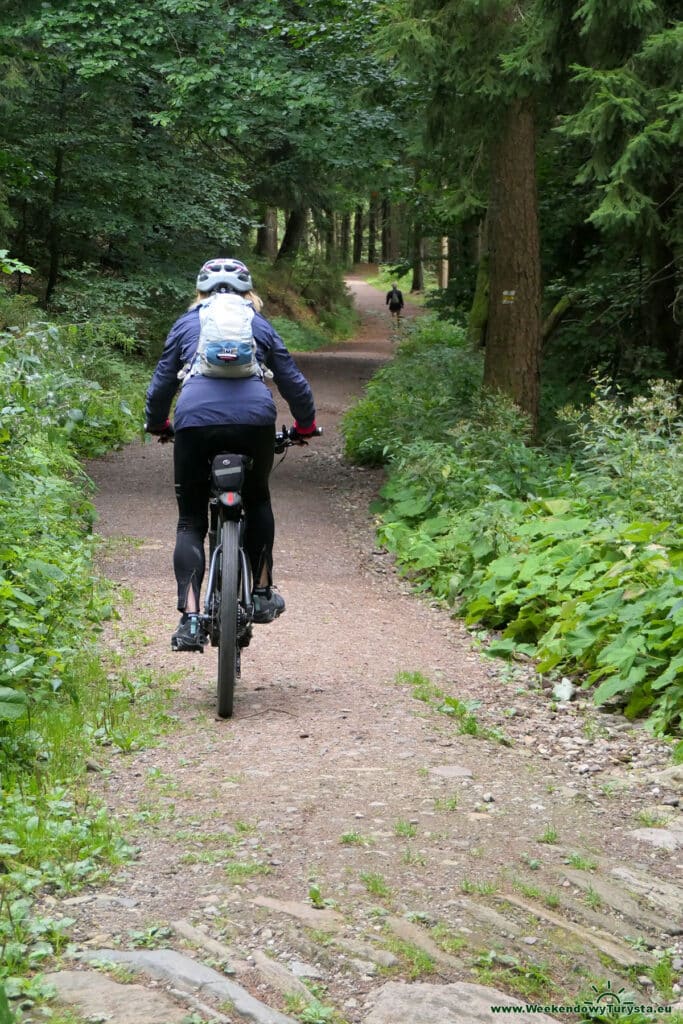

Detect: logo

[489,978,672,1017]
[589,981,635,1009]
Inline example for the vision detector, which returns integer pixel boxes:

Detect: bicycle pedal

[171,637,205,653]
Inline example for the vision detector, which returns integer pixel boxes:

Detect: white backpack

[183,293,262,382]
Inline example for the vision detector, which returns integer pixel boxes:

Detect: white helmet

[196,258,253,294]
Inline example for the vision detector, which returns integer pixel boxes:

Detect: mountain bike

[191,425,321,718]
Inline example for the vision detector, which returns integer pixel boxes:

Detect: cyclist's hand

[292,420,318,443]
[145,419,175,443]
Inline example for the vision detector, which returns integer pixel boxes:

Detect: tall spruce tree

[550,0,682,375]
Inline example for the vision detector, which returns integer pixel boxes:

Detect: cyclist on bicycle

[145,258,317,651]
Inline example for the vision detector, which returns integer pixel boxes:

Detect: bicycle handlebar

[146,423,322,451]
[274,424,323,453]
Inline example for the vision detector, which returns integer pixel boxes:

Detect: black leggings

[173,424,275,611]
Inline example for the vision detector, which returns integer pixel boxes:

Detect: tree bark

[542,294,574,346]
[410,222,425,292]
[255,206,278,261]
[352,205,364,264]
[367,194,379,265]
[387,202,401,261]
[340,212,351,265]
[45,146,65,305]
[484,97,541,433]
[438,236,449,289]
[276,207,308,262]
[381,197,390,262]
[324,207,335,263]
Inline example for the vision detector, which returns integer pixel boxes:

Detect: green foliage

[0,789,129,897]
[51,269,190,351]
[366,265,438,304]
[0,315,146,741]
[271,318,334,354]
[342,317,483,464]
[0,0,405,307]
[270,258,359,339]
[0,252,31,276]
[474,951,554,1001]
[557,11,681,243]
[436,696,511,745]
[0,984,13,1024]
[559,378,683,519]
[351,318,683,734]
[384,937,436,979]
[0,655,177,1003]
[360,872,391,898]
[0,291,39,333]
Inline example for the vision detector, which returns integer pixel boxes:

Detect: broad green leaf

[0,685,28,721]
[592,674,638,704]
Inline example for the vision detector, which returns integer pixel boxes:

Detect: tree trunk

[484,98,541,433]
[467,215,489,347]
[645,210,681,376]
[542,294,574,346]
[255,206,278,261]
[340,212,351,265]
[410,222,425,292]
[381,197,390,262]
[438,236,449,289]
[387,202,401,261]
[324,207,335,263]
[276,207,307,262]
[352,205,364,264]
[45,146,65,305]
[367,194,379,265]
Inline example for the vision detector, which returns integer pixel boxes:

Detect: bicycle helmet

[196,258,253,294]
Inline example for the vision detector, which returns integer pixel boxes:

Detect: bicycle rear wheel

[216,520,240,718]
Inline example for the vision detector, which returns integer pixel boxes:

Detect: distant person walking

[386,282,404,324]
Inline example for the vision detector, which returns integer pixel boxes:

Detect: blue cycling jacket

[145,305,316,432]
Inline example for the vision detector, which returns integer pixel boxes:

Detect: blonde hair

[189,289,263,313]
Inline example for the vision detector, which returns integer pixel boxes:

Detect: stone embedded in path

[630,826,683,852]
[495,894,651,968]
[385,916,463,970]
[555,868,669,935]
[456,897,522,938]
[251,895,345,931]
[363,981,561,1023]
[610,864,683,917]
[44,971,187,1024]
[251,950,314,1001]
[332,937,400,967]
[290,960,324,979]
[651,765,683,793]
[428,765,474,780]
[79,949,297,1024]
[172,917,246,973]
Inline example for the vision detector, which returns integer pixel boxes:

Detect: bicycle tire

[216,519,240,718]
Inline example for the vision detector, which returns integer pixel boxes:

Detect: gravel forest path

[47,275,683,1024]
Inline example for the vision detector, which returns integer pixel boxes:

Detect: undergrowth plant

[270,317,334,353]
[343,317,484,464]
[343,320,683,734]
[0,315,146,726]
[0,300,158,1015]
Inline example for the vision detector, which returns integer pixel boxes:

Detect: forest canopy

[1,0,680,428]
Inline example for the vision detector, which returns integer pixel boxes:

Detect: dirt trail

[52,277,682,1022]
